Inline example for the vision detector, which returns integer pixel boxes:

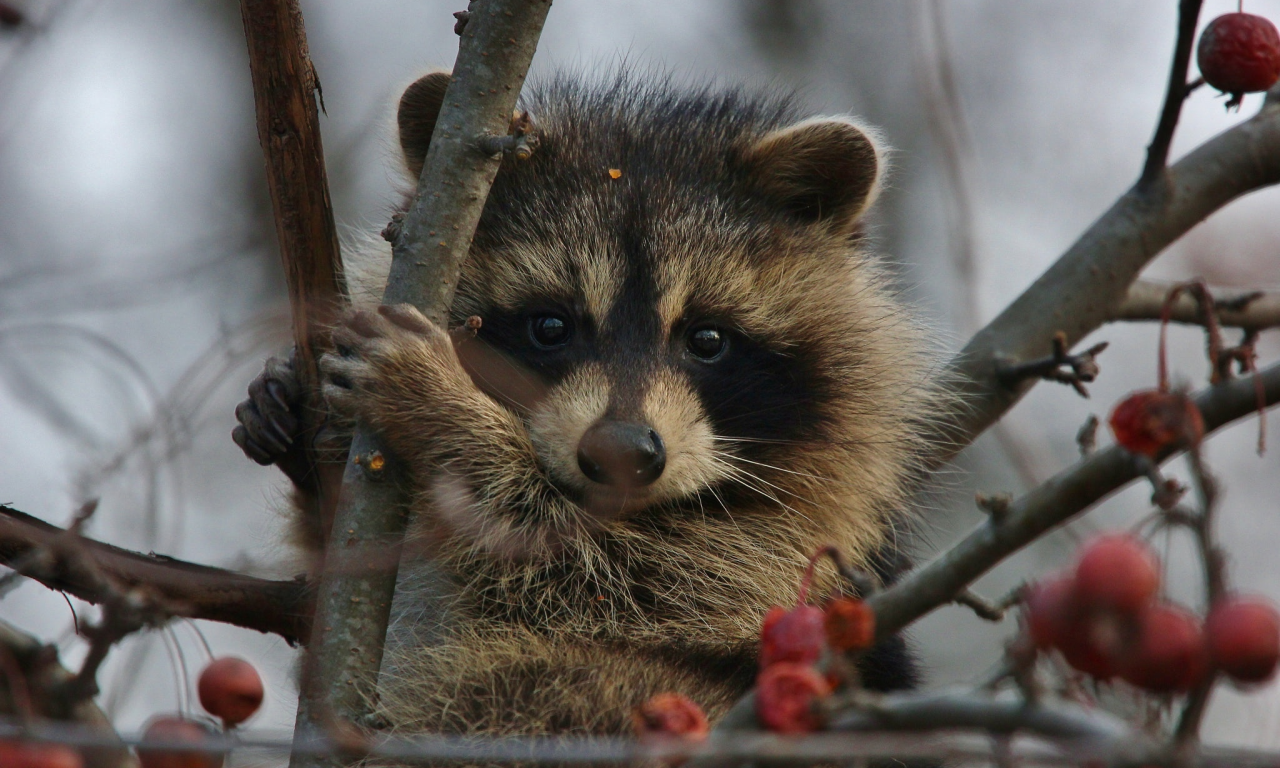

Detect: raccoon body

[238,71,936,736]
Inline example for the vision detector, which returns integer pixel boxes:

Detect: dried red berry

[1205,597,1280,684]
[1024,576,1079,649]
[1109,389,1204,458]
[0,741,83,768]
[1197,13,1280,101]
[137,717,224,768]
[1119,603,1207,692]
[755,662,831,734]
[760,604,826,668]
[632,693,710,741]
[823,597,875,652]
[197,657,264,728]
[1073,534,1161,614]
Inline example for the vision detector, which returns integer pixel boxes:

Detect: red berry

[755,663,831,734]
[1109,390,1204,458]
[1119,603,1207,693]
[1205,597,1280,684]
[632,693,710,741]
[1073,534,1161,614]
[760,604,826,668]
[1197,13,1280,97]
[1024,576,1078,649]
[823,598,875,652]
[197,657,264,728]
[137,717,224,768]
[1058,611,1128,681]
[0,741,83,768]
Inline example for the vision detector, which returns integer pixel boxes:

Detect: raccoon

[233,71,936,736]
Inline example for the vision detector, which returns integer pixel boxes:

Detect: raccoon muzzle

[576,420,666,488]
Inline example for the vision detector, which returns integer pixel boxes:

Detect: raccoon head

[396,72,922,555]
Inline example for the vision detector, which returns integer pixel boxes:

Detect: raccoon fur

[234,70,937,737]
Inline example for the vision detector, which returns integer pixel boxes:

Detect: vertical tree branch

[239,0,348,537]
[1140,0,1205,188]
[287,3,552,767]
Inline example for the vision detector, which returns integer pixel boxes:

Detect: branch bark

[934,86,1280,460]
[0,506,310,644]
[1139,0,1203,187]
[239,0,347,539]
[870,361,1280,642]
[288,3,551,766]
[1115,280,1280,331]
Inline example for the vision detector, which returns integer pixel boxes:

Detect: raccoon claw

[233,351,306,468]
[319,305,454,419]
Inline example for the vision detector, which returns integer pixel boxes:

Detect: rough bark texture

[288,3,552,766]
[239,0,348,540]
[0,506,310,643]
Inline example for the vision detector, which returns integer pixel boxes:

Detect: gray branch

[935,86,1280,458]
[290,2,551,767]
[1115,280,1280,331]
[869,361,1280,642]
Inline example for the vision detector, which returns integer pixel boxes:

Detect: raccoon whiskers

[706,442,831,483]
[705,453,817,526]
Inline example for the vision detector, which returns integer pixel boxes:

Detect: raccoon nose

[577,422,666,488]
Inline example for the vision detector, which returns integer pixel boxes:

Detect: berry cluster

[1026,534,1280,691]
[136,656,264,768]
[754,551,876,734]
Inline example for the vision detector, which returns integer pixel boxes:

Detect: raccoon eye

[687,325,727,361]
[529,314,572,349]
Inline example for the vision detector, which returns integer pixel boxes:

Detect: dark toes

[235,399,290,455]
[232,424,274,466]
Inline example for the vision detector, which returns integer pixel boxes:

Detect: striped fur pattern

[318,72,937,737]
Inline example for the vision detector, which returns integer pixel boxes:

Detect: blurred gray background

[1,0,1278,757]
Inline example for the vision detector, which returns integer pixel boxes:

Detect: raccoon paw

[320,304,460,420]
[233,351,303,466]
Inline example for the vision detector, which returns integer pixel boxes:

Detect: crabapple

[1109,390,1204,458]
[755,662,831,734]
[197,657,264,728]
[1206,597,1280,684]
[137,717,223,768]
[1119,603,1207,693]
[823,597,875,653]
[1197,13,1280,100]
[632,693,709,740]
[760,604,825,668]
[1073,534,1160,613]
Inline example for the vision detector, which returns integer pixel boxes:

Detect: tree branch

[0,506,310,645]
[870,362,1280,642]
[287,3,551,765]
[239,0,348,539]
[1140,0,1204,187]
[934,86,1280,460]
[1115,280,1280,331]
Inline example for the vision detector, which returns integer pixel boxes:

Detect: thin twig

[935,84,1280,461]
[1174,447,1225,744]
[1115,281,1279,331]
[996,332,1108,398]
[1140,0,1205,187]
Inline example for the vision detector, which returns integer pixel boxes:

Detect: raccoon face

[399,72,905,531]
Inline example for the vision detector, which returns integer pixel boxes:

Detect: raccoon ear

[397,71,451,180]
[742,118,883,231]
